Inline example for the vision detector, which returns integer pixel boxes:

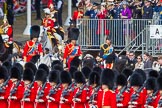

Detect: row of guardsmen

[0,62,162,108]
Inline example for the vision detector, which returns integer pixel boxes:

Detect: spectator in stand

[142,0,153,19]
[120,1,132,19]
[143,52,153,78]
[154,1,162,23]
[127,51,137,70]
[135,55,144,70]
[132,0,143,19]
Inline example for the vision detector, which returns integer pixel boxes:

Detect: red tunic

[115,88,130,108]
[8,81,24,108]
[23,40,43,62]
[0,82,11,108]
[72,10,84,21]
[73,87,87,108]
[102,90,117,108]
[21,81,37,108]
[42,18,55,33]
[35,82,50,108]
[60,87,73,108]
[63,43,82,69]
[47,84,62,108]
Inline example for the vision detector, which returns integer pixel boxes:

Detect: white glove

[63,63,66,68]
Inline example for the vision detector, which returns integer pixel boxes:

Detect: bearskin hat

[13,63,24,76]
[35,69,47,82]
[82,66,91,79]
[24,62,37,75]
[23,68,34,82]
[157,77,162,90]
[116,74,127,86]
[93,66,102,75]
[49,70,59,83]
[0,44,9,63]
[38,63,49,76]
[10,67,21,80]
[82,58,94,70]
[51,60,62,67]
[146,77,157,90]
[74,71,86,83]
[30,25,40,40]
[0,66,8,80]
[130,73,143,86]
[69,28,80,40]
[101,69,115,90]
[60,71,72,84]
[69,66,78,79]
[52,64,63,72]
[134,69,146,83]
[149,70,159,78]
[2,61,12,75]
[122,68,133,79]
[70,56,81,68]
[89,71,100,86]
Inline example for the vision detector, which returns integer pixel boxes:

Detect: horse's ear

[0,35,3,43]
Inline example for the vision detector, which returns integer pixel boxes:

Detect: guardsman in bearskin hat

[60,71,73,108]
[24,62,37,75]
[0,66,10,108]
[88,71,100,108]
[46,70,61,108]
[23,25,43,63]
[63,28,82,70]
[73,71,87,108]
[128,73,145,108]
[21,68,35,108]
[97,69,117,108]
[156,77,162,107]
[0,14,13,54]
[34,69,48,108]
[144,77,159,108]
[8,66,24,108]
[115,74,130,108]
[99,37,115,69]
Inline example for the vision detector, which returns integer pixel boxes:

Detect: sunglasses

[137,58,141,59]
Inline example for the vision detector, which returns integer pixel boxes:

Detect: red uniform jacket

[96,10,109,35]
[8,81,24,108]
[115,88,130,108]
[73,86,87,108]
[63,43,82,69]
[97,89,117,108]
[128,88,146,108]
[0,81,11,108]
[42,18,55,33]
[35,82,50,108]
[60,87,74,108]
[47,84,62,108]
[72,10,84,21]
[23,40,43,62]
[21,81,37,108]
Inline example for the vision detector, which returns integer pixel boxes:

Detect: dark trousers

[58,11,62,26]
[35,2,41,19]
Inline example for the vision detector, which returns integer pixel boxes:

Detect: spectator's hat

[43,8,51,14]
[49,70,59,83]
[30,25,40,40]
[92,2,100,7]
[146,77,157,90]
[74,71,86,83]
[101,69,115,90]
[116,74,127,86]
[69,27,80,40]
[10,67,21,80]
[23,68,34,82]
[107,2,115,6]
[89,71,100,86]
[60,71,72,84]
[101,2,106,6]
[145,0,151,2]
[121,1,129,5]
[35,69,47,83]
[157,77,162,90]
[130,73,143,86]
[0,66,8,80]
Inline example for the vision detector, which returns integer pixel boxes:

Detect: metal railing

[77,19,162,57]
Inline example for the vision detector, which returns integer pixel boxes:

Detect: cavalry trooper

[23,25,43,63]
[21,68,35,108]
